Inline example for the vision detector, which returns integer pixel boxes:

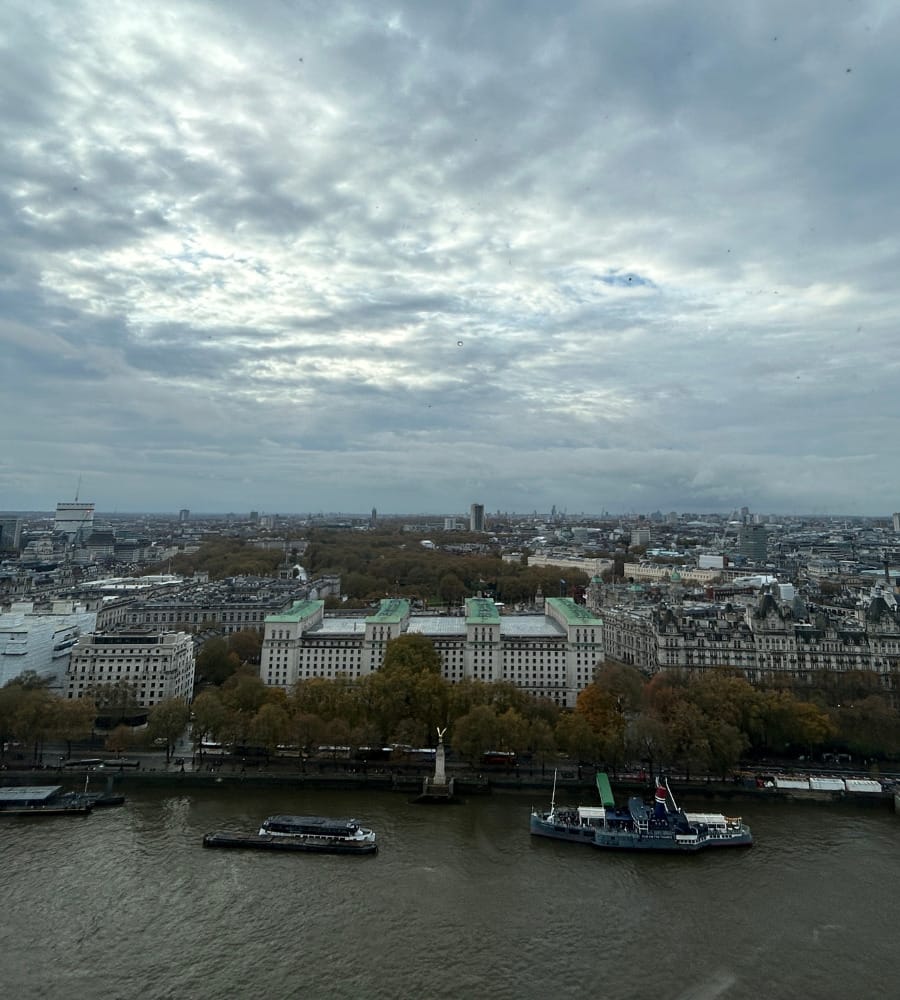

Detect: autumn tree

[0,676,49,759]
[527,718,557,770]
[293,677,360,726]
[249,702,292,757]
[836,696,900,758]
[381,633,444,674]
[789,699,837,756]
[364,634,449,744]
[750,689,797,754]
[288,711,329,751]
[196,638,241,685]
[750,689,834,757]
[5,683,56,762]
[51,697,97,758]
[147,697,191,761]
[437,573,466,608]
[592,661,645,714]
[451,704,501,762]
[228,629,263,665]
[555,712,600,766]
[810,669,885,710]
[220,672,273,746]
[705,717,749,779]
[687,670,759,736]
[495,707,529,755]
[105,724,133,755]
[627,715,668,780]
[446,678,490,724]
[191,688,231,755]
[575,682,629,769]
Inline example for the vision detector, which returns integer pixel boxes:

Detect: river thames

[1,783,897,1000]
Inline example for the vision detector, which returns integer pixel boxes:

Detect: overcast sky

[2,1,898,517]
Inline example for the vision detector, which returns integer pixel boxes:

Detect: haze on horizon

[2,1,899,518]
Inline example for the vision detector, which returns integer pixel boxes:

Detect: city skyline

[3,2,899,516]
[1,501,897,522]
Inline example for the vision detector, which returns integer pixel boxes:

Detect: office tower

[738,524,768,563]
[54,501,94,542]
[0,517,22,552]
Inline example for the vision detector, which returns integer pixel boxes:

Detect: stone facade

[65,628,195,707]
[600,587,900,694]
[260,596,604,708]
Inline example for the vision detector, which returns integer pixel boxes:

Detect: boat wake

[674,969,738,1000]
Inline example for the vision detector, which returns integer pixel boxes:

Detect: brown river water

[1,784,897,1000]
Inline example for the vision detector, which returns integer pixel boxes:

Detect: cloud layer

[2,0,898,515]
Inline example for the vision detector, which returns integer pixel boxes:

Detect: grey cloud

[1,0,898,514]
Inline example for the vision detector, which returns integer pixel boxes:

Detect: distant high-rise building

[0,517,22,552]
[631,528,651,547]
[370,507,377,527]
[470,503,485,532]
[179,508,190,522]
[54,501,94,542]
[249,510,259,523]
[893,512,900,533]
[738,524,768,563]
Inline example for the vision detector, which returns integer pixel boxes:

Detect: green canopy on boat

[595,772,616,809]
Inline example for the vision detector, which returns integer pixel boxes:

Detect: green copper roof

[366,598,410,624]
[545,597,602,625]
[265,599,324,623]
[466,597,500,624]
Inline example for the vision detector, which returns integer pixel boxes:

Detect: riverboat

[0,785,93,816]
[593,779,753,852]
[531,773,753,853]
[80,773,126,808]
[529,770,608,844]
[202,815,377,854]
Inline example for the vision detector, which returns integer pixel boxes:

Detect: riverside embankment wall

[1,767,895,809]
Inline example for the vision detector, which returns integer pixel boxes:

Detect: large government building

[64,628,196,708]
[120,575,339,635]
[260,597,603,708]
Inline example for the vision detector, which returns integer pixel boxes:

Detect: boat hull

[529,815,599,844]
[202,832,377,854]
[592,829,753,852]
[84,793,126,808]
[0,803,92,816]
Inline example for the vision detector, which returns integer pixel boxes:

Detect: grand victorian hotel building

[595,576,900,694]
[260,596,603,708]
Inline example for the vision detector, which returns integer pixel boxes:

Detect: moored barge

[203,815,377,854]
[0,785,93,816]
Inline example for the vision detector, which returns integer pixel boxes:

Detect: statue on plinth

[434,727,447,785]
[413,725,456,803]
